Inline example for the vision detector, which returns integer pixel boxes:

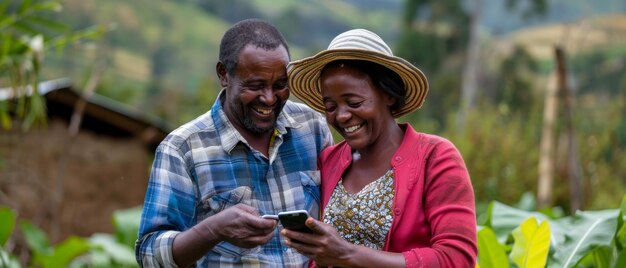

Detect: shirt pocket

[201,185,254,215]
[199,186,261,258]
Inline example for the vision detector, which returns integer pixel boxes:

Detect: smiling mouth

[344,124,363,133]
[254,107,273,115]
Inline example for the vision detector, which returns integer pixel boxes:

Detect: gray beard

[242,116,275,134]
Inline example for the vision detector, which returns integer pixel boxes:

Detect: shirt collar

[211,89,302,154]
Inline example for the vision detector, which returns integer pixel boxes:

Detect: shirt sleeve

[403,138,477,268]
[135,142,197,268]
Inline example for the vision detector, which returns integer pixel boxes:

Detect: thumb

[305,217,325,234]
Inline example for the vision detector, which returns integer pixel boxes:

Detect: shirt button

[283,247,289,252]
[394,208,401,215]
[395,156,402,161]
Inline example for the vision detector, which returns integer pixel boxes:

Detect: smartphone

[261,214,278,220]
[278,210,312,233]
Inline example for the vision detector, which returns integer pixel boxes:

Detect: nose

[335,105,351,123]
[259,88,276,106]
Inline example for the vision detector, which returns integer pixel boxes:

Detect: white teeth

[256,108,272,115]
[344,125,361,133]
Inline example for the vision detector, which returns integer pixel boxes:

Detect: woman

[282,29,477,267]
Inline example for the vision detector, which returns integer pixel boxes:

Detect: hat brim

[288,48,428,118]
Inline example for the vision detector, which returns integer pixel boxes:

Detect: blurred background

[1,0,625,266]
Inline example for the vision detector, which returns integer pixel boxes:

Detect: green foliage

[20,221,91,268]
[112,206,142,249]
[0,205,139,267]
[0,207,20,268]
[0,207,16,246]
[509,218,550,268]
[477,195,626,268]
[0,0,105,130]
[477,226,510,268]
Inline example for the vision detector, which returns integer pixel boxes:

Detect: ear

[216,61,228,88]
[383,92,396,109]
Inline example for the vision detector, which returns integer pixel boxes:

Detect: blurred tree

[493,45,539,114]
[0,0,105,130]
[398,0,547,129]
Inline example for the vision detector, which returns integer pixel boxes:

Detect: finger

[234,203,259,215]
[283,234,316,254]
[305,217,326,235]
[248,214,278,231]
[281,229,318,248]
[237,231,276,248]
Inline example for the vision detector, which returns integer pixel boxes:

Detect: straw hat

[288,29,428,118]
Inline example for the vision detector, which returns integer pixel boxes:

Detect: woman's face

[320,64,395,151]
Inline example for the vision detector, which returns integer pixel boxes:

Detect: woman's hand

[282,217,406,268]
[281,217,356,267]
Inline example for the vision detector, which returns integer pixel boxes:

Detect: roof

[1,78,171,151]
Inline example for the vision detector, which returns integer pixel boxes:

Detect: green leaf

[485,201,553,244]
[18,0,33,15]
[89,234,138,266]
[38,236,91,268]
[0,207,16,246]
[615,248,626,268]
[616,195,626,250]
[617,219,626,251]
[476,226,510,268]
[0,248,21,268]
[27,2,63,13]
[574,245,612,268]
[19,220,51,255]
[550,210,619,268]
[112,206,142,249]
[25,16,69,32]
[509,217,550,268]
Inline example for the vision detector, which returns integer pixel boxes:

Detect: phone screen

[278,210,312,233]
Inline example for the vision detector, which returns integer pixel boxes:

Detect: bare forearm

[172,219,222,268]
[344,246,405,268]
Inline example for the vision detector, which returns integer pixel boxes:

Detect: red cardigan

[319,124,477,268]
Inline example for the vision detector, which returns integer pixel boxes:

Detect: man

[135,19,332,267]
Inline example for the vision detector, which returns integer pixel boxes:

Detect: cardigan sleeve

[403,138,477,268]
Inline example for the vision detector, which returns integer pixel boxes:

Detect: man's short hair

[219,19,290,75]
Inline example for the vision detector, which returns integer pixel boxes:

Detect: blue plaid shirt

[135,94,332,268]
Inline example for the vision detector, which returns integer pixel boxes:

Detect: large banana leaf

[509,217,550,268]
[477,226,510,268]
[484,201,560,245]
[549,209,618,268]
[485,200,620,268]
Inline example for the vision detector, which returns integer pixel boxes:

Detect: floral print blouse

[322,169,395,250]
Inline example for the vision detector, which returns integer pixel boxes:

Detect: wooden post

[555,47,583,213]
[537,63,558,209]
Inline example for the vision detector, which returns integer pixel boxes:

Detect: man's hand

[208,203,278,248]
[173,203,277,267]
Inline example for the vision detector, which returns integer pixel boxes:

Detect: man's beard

[240,102,283,134]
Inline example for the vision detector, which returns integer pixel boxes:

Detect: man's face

[220,44,290,135]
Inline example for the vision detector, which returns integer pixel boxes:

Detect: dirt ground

[0,119,150,244]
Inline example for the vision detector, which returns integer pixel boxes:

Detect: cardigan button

[394,208,401,215]
[394,156,402,161]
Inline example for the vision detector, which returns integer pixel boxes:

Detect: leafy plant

[477,194,626,268]
[0,205,140,268]
[0,0,105,130]
[0,207,20,268]
[509,217,550,268]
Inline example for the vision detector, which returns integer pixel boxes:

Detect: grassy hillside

[40,0,625,126]
[41,0,401,124]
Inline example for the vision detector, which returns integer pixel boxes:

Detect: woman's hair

[321,59,406,112]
